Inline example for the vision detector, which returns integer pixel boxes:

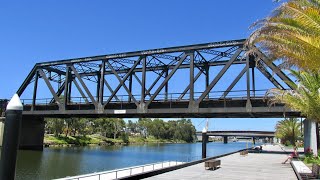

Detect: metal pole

[0,94,23,180]
[202,131,207,159]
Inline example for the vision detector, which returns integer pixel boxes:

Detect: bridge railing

[58,160,184,180]
[57,155,204,180]
[21,89,271,107]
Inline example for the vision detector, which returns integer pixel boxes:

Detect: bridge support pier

[223,136,228,144]
[202,132,208,159]
[252,137,255,145]
[304,119,318,156]
[19,116,45,150]
[0,119,4,146]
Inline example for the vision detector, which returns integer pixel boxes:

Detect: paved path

[145,145,297,180]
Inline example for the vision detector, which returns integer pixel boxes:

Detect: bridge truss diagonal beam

[37,69,63,109]
[196,48,243,105]
[146,53,188,107]
[103,57,142,107]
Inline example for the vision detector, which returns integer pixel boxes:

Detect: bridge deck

[21,98,300,118]
[144,145,297,180]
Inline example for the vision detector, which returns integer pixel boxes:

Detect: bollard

[202,128,207,159]
[0,94,23,180]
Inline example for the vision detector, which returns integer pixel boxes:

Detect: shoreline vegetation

[44,134,188,147]
[44,117,197,147]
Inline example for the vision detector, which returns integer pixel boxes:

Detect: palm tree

[267,70,320,122]
[247,0,320,71]
[275,118,301,145]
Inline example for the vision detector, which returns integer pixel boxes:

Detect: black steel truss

[17,39,299,118]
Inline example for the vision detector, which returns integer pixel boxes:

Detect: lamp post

[0,94,23,180]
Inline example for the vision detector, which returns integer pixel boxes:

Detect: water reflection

[5,142,255,180]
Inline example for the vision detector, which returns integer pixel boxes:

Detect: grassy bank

[44,134,186,147]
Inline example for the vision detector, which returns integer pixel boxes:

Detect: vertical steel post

[58,74,61,89]
[96,73,101,101]
[0,94,23,180]
[251,68,255,97]
[31,71,39,111]
[189,53,194,103]
[141,57,146,102]
[165,67,169,101]
[129,73,133,102]
[68,77,72,103]
[64,65,70,106]
[246,56,250,99]
[99,61,105,104]
[205,63,209,99]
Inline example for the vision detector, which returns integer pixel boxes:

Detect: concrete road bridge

[3,39,302,150]
[196,130,275,144]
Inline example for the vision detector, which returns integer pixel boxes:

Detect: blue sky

[0,0,284,131]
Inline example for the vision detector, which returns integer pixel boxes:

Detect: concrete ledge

[290,160,311,180]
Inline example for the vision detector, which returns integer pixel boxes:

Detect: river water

[13,142,255,180]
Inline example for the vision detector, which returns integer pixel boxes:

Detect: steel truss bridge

[17,39,300,118]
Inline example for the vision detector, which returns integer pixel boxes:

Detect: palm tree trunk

[292,128,295,146]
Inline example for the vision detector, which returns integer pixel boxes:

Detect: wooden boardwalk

[145,145,298,180]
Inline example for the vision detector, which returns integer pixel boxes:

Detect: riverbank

[44,134,186,147]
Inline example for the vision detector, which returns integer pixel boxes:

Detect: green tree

[127,120,138,133]
[275,118,301,145]
[247,0,320,71]
[137,118,152,138]
[45,118,65,137]
[95,118,125,139]
[148,119,166,139]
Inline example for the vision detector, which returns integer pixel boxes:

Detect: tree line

[45,118,197,143]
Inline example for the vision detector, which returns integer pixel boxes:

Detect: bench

[240,150,248,156]
[204,159,221,170]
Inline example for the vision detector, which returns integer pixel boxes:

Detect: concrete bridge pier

[19,116,45,150]
[0,118,4,145]
[304,119,318,156]
[252,137,255,145]
[223,136,228,144]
